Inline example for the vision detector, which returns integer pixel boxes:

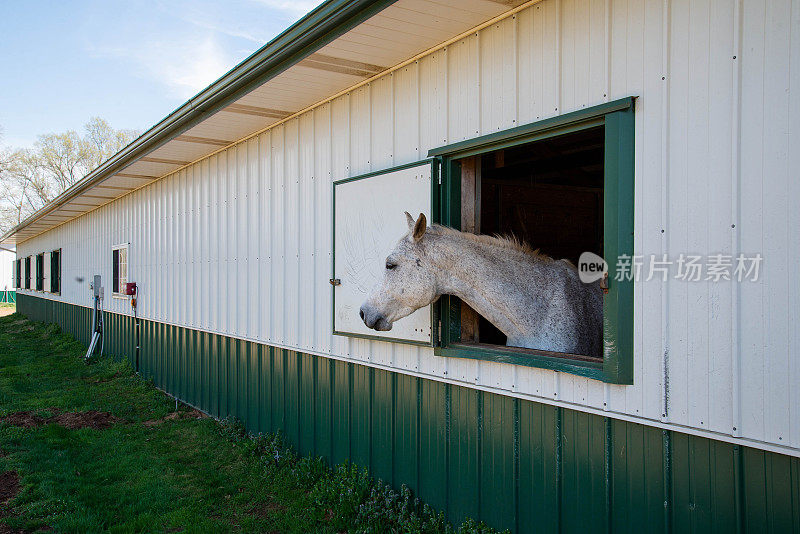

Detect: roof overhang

[3,0,528,245]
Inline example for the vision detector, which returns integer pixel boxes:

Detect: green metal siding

[16,294,800,534]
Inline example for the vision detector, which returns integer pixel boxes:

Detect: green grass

[0,314,502,534]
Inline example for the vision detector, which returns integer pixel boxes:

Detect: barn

[0,246,15,303]
[4,0,799,531]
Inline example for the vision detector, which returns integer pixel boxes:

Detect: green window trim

[25,256,31,289]
[35,253,44,291]
[428,97,636,384]
[50,249,61,294]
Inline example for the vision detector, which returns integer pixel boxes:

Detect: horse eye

[385,262,396,270]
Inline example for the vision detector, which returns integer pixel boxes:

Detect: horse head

[360,212,438,331]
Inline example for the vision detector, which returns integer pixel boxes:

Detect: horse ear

[405,211,415,231]
[412,213,427,242]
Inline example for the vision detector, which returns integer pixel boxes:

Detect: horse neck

[426,231,552,341]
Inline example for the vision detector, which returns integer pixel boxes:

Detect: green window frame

[35,253,44,291]
[24,256,31,290]
[50,249,61,294]
[428,97,635,384]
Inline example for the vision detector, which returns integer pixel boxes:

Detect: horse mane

[427,224,564,264]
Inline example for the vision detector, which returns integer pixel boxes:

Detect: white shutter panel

[333,160,433,345]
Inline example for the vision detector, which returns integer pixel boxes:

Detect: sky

[0,0,322,149]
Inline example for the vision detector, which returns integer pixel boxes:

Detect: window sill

[435,342,608,381]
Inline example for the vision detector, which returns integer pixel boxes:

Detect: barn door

[332,159,435,345]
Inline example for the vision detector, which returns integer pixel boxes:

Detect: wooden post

[460,156,481,343]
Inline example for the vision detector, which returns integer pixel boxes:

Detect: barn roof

[2,0,528,245]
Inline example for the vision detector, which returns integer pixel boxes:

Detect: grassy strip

[0,314,504,533]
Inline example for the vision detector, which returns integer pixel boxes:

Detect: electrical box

[124,282,137,296]
[92,275,102,298]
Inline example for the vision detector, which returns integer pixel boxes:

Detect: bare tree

[0,128,26,230]
[34,130,88,191]
[83,117,139,170]
[0,119,140,235]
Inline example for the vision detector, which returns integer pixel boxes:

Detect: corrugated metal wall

[16,293,800,534]
[14,0,800,456]
[0,250,14,290]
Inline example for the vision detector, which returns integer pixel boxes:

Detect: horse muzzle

[359,305,392,331]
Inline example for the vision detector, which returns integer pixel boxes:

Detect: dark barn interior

[459,126,605,349]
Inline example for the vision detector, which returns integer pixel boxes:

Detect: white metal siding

[0,250,13,290]
[15,0,800,455]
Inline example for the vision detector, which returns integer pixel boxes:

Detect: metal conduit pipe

[85,275,104,361]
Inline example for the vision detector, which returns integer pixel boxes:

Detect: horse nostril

[359,309,365,320]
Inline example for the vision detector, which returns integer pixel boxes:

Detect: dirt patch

[0,471,19,505]
[143,409,206,427]
[1,410,120,430]
[0,470,22,533]
[49,411,121,430]
[0,483,45,533]
[0,412,45,428]
[0,307,15,318]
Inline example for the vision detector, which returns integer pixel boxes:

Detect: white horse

[359,212,603,358]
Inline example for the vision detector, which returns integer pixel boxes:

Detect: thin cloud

[83,0,323,100]
[181,17,266,46]
[90,35,238,99]
[155,37,236,96]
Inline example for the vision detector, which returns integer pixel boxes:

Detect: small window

[15,259,21,289]
[112,244,128,296]
[35,253,44,291]
[50,249,61,294]
[24,257,31,289]
[430,98,635,383]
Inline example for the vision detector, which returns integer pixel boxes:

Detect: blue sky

[0,0,321,149]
